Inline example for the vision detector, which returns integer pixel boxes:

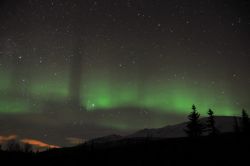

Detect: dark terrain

[1,132,249,166]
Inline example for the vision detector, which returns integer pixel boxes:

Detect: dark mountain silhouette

[1,116,249,166]
[76,116,240,145]
[86,134,123,144]
[128,116,239,138]
[2,132,249,166]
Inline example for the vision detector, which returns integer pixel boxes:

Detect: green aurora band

[82,77,236,116]
[0,71,240,116]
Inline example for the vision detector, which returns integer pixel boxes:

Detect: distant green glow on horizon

[0,98,31,113]
[100,121,133,130]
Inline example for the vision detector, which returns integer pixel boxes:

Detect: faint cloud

[66,137,86,145]
[21,139,60,149]
[0,134,60,150]
[0,135,17,144]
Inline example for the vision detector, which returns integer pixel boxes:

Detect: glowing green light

[0,98,31,113]
[30,80,69,99]
[0,69,239,116]
[81,76,237,116]
[82,77,139,110]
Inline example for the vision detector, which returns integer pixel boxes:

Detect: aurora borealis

[0,0,250,146]
[0,68,239,115]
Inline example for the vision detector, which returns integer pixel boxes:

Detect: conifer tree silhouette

[185,104,204,137]
[207,109,219,135]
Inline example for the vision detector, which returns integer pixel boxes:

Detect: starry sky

[0,0,250,147]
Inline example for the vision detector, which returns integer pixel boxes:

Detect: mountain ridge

[87,116,241,143]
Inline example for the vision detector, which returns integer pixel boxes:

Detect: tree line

[0,139,33,153]
[185,104,250,137]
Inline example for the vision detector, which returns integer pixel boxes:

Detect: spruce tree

[185,104,204,137]
[207,109,218,135]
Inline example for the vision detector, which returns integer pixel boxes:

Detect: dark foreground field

[1,133,249,166]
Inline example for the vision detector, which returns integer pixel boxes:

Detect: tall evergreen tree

[241,109,249,133]
[185,105,204,137]
[207,109,218,135]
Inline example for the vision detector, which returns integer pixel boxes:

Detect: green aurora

[1,0,250,147]
[82,77,236,116]
[0,70,239,116]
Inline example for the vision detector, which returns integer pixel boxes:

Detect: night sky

[0,0,250,147]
